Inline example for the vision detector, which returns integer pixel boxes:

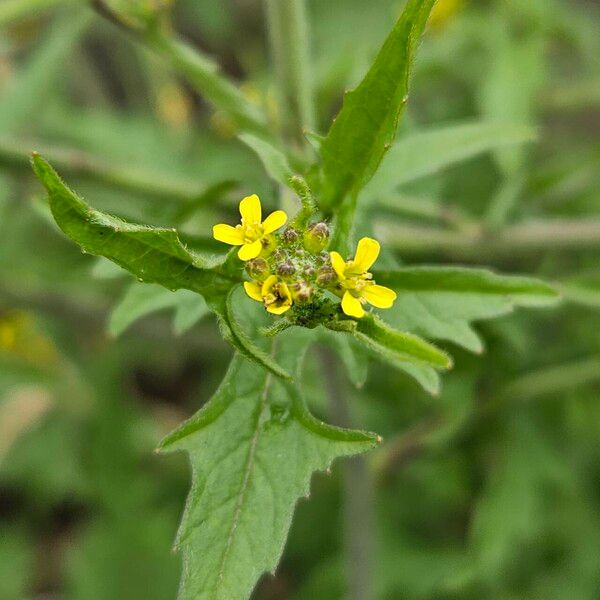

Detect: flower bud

[245,258,269,280]
[303,222,329,253]
[277,260,296,279]
[316,266,337,287]
[260,234,277,257]
[281,227,300,245]
[291,281,313,303]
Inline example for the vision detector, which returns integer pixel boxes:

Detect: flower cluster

[213,195,396,318]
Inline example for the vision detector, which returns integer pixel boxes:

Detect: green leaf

[239,133,295,189]
[373,266,559,353]
[327,314,452,372]
[365,121,537,197]
[0,11,92,132]
[32,155,291,379]
[159,342,378,599]
[318,330,369,389]
[108,283,208,337]
[318,0,436,210]
[32,154,235,298]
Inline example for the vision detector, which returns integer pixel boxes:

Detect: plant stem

[320,347,374,600]
[0,0,76,25]
[376,218,600,259]
[144,27,270,138]
[0,136,204,202]
[264,0,316,148]
[92,1,271,140]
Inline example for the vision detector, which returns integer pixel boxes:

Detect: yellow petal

[262,210,287,234]
[243,281,263,302]
[341,291,365,318]
[353,237,380,272]
[261,275,279,295]
[278,281,292,302]
[266,303,292,315]
[239,194,261,224]
[212,223,244,245]
[238,239,262,260]
[363,284,397,309]
[329,251,347,280]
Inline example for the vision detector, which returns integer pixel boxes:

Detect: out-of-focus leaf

[159,330,378,600]
[0,11,91,132]
[365,121,536,197]
[108,283,208,337]
[318,0,436,210]
[0,528,32,600]
[0,0,76,26]
[239,132,296,189]
[374,267,559,352]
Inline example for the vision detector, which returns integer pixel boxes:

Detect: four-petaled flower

[244,275,293,315]
[213,194,287,260]
[330,237,397,318]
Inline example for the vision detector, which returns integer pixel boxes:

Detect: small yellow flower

[213,194,287,260]
[330,238,397,319]
[244,275,293,315]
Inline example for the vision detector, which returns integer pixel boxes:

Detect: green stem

[320,347,374,600]
[92,1,270,140]
[0,0,76,25]
[499,356,600,403]
[264,0,315,148]
[376,218,600,259]
[0,136,203,202]
[144,27,270,138]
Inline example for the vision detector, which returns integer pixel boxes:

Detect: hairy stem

[92,1,271,139]
[264,0,315,148]
[0,136,203,202]
[320,347,374,600]
[376,218,600,259]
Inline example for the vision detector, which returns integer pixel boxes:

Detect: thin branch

[376,218,600,259]
[320,347,374,600]
[0,136,204,202]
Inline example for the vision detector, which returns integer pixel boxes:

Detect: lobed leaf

[318,0,436,210]
[373,266,560,352]
[159,333,378,600]
[32,155,291,379]
[32,154,234,297]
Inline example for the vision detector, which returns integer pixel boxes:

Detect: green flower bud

[281,227,300,245]
[303,222,329,253]
[316,266,337,287]
[291,281,313,303]
[277,260,296,279]
[245,257,269,280]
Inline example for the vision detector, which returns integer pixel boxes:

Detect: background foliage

[1,0,600,598]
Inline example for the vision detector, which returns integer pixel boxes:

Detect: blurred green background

[1,0,600,598]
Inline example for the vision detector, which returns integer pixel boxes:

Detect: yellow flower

[213,194,287,260]
[244,275,293,315]
[330,238,397,319]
